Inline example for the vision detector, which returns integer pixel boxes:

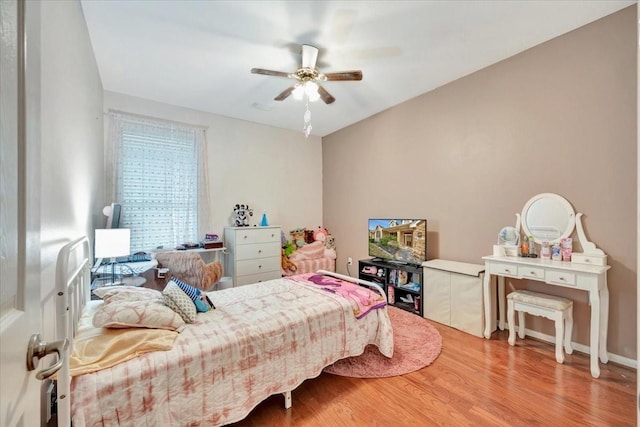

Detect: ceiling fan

[251,44,363,105]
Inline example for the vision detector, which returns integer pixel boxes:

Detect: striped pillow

[172,277,210,313]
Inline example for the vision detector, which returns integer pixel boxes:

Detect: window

[106,111,210,252]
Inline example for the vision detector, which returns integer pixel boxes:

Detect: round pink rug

[324,306,442,378]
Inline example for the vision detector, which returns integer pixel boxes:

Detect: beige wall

[323,7,637,360]
[40,0,104,339]
[103,92,324,239]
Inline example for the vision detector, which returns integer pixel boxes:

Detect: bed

[55,236,393,426]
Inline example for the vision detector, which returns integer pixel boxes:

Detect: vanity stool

[507,290,573,364]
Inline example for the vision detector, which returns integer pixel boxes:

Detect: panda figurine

[233,204,254,227]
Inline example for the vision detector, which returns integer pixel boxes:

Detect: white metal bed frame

[55,236,92,427]
[53,238,387,426]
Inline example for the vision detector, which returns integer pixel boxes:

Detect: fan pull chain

[303,99,312,138]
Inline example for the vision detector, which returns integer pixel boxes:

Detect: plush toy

[283,240,296,257]
[290,228,306,248]
[155,251,223,292]
[313,227,329,243]
[281,249,297,273]
[304,229,315,244]
[325,235,336,250]
[233,204,253,227]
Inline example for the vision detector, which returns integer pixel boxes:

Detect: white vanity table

[482,193,610,378]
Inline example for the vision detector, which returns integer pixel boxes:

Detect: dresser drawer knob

[258,265,262,269]
[530,271,536,276]
[505,269,511,273]
[258,249,262,253]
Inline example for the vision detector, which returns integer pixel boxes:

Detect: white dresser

[224,226,282,286]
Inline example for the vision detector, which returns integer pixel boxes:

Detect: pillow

[163,280,197,323]
[172,277,210,313]
[71,301,178,376]
[93,286,162,303]
[93,298,185,331]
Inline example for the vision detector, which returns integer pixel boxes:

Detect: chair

[155,251,223,291]
[507,290,573,363]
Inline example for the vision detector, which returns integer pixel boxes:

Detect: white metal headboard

[55,236,91,427]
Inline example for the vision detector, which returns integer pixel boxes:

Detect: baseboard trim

[522,328,637,369]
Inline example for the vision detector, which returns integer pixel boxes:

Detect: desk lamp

[95,228,131,286]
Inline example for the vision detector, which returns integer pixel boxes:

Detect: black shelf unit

[358,258,423,316]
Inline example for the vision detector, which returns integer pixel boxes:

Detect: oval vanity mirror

[521,193,575,244]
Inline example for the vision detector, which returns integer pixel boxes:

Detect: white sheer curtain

[106,110,211,252]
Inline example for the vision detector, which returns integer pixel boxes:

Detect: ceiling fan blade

[301,44,319,69]
[251,68,292,78]
[323,70,363,81]
[317,85,335,104]
[274,86,296,101]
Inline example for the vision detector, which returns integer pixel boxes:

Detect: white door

[0,0,43,425]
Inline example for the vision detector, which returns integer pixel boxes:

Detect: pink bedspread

[287,273,387,319]
[71,276,393,426]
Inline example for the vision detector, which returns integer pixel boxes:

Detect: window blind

[110,113,202,252]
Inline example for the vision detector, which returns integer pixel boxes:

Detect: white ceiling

[80,0,635,137]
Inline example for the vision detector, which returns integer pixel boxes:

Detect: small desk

[482,255,610,378]
[91,259,158,291]
[155,247,227,264]
[92,259,158,276]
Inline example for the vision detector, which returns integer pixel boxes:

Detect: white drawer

[571,253,607,267]
[518,266,544,280]
[546,270,577,286]
[237,256,280,276]
[489,263,518,277]
[235,228,280,245]
[235,243,280,261]
[236,271,282,286]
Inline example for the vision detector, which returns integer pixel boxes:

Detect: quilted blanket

[287,273,387,319]
[71,276,393,426]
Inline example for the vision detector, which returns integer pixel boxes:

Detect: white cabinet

[224,226,282,286]
[422,268,451,325]
[422,259,496,338]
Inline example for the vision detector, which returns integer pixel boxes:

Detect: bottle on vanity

[561,237,573,261]
[541,241,551,260]
[521,235,529,257]
[528,236,536,257]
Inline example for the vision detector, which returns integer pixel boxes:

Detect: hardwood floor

[230,323,636,426]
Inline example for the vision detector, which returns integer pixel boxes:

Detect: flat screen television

[368,219,427,265]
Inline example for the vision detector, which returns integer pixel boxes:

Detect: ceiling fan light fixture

[306,84,320,102]
[305,81,318,95]
[308,92,320,103]
[250,43,362,137]
[292,84,305,100]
